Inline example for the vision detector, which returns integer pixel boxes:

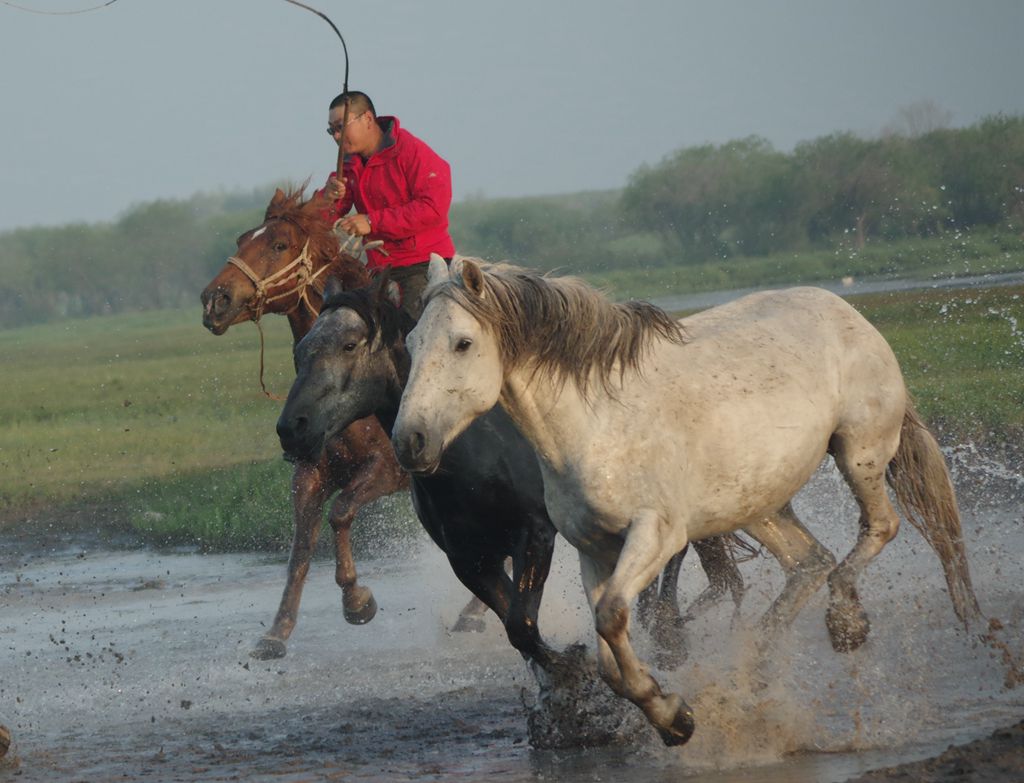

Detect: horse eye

[343,342,358,353]
[273,242,288,252]
[455,338,473,353]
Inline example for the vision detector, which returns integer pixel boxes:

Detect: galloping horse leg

[687,536,746,622]
[634,550,684,629]
[743,502,836,649]
[634,578,660,629]
[634,549,688,632]
[639,534,746,621]
[252,461,329,660]
[505,517,561,672]
[583,509,696,746]
[454,558,515,633]
[448,545,561,671]
[642,537,748,669]
[647,548,689,669]
[826,434,901,652]
[324,461,393,625]
[445,555,514,641]
[323,419,408,624]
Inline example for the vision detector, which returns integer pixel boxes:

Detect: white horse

[393,256,981,746]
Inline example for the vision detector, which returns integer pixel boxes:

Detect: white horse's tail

[886,403,982,629]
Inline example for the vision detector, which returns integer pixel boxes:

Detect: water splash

[522,643,650,749]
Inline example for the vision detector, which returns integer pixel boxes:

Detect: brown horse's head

[201,186,370,335]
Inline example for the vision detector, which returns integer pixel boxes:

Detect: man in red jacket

[318,91,455,318]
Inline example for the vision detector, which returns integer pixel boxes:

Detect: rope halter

[220,221,381,400]
[226,237,331,323]
[223,229,331,401]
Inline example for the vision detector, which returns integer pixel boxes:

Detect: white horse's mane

[426,260,686,396]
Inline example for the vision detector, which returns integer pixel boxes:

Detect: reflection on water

[1,454,1022,782]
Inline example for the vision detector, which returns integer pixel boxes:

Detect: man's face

[328,106,372,156]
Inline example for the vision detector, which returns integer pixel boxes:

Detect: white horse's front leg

[580,511,696,746]
[578,554,625,692]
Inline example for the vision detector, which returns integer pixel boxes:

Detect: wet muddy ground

[1,452,1022,782]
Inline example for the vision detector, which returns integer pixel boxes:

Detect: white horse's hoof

[657,703,695,746]
[649,693,695,746]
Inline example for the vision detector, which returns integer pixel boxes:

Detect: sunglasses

[326,113,365,136]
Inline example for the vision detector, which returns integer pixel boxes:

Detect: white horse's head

[392,255,504,473]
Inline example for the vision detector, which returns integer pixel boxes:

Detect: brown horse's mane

[426,260,687,397]
[263,184,370,292]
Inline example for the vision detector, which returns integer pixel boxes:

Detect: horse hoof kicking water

[655,695,696,747]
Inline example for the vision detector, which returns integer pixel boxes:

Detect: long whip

[1,0,117,14]
[281,0,350,179]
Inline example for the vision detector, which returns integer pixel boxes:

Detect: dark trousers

[387,258,450,321]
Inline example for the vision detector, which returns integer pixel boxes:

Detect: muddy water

[1,454,1022,783]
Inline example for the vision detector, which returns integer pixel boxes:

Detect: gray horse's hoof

[344,593,378,625]
[251,637,287,660]
[826,603,870,652]
[657,704,696,747]
[451,615,487,633]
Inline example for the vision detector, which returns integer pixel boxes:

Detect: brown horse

[201,187,414,659]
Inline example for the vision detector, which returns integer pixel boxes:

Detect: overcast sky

[1,0,1022,232]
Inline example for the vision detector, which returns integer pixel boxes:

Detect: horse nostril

[277,415,307,444]
[213,290,231,316]
[410,431,426,459]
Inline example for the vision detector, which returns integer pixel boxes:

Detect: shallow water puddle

[1,461,1022,782]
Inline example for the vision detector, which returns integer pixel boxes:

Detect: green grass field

[0,308,295,535]
[850,285,1024,440]
[1,281,1021,550]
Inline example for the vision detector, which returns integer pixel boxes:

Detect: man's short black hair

[329,91,376,116]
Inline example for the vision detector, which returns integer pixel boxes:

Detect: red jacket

[317,116,455,270]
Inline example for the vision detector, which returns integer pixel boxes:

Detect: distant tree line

[621,114,1024,264]
[1,114,1021,328]
[0,191,266,328]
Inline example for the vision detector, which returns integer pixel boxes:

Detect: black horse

[276,274,743,670]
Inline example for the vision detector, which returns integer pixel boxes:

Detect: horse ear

[370,267,391,302]
[427,253,450,286]
[384,280,402,308]
[266,188,287,219]
[460,258,486,298]
[305,189,326,212]
[323,274,346,301]
[371,270,402,309]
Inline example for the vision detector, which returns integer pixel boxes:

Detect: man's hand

[338,214,371,236]
[324,174,346,202]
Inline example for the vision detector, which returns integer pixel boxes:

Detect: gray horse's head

[277,275,406,462]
